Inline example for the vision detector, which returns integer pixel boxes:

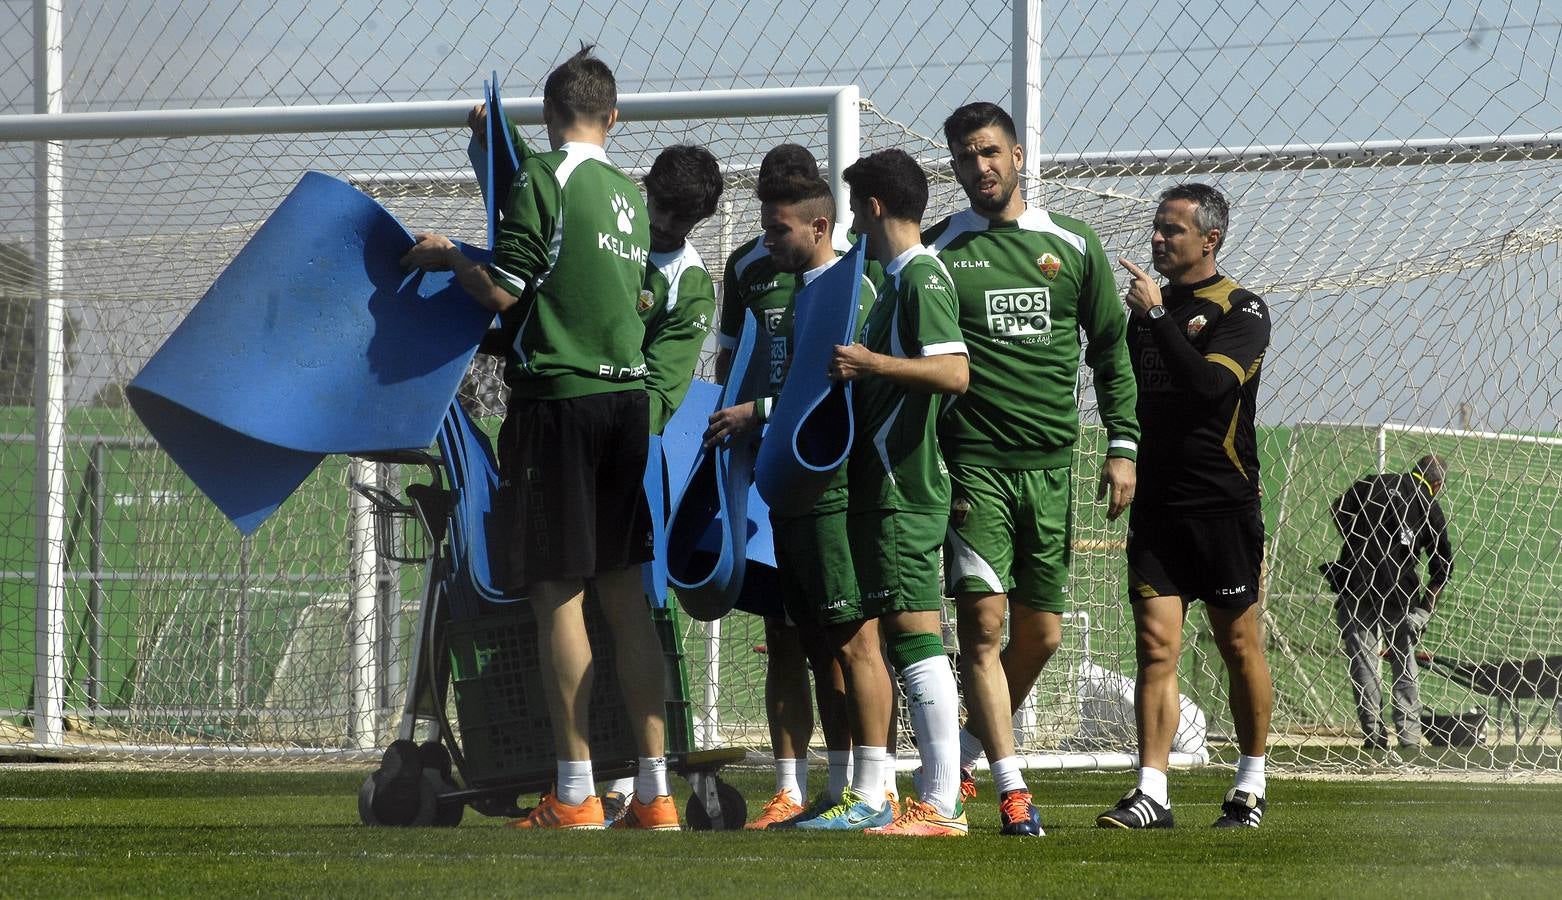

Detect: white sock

[990,755,1026,795]
[826,750,852,803]
[1136,766,1169,808]
[903,654,962,817]
[885,752,900,801]
[851,746,888,810]
[602,776,633,797]
[793,757,810,800]
[635,756,668,803]
[1234,755,1266,797]
[775,758,803,804]
[557,759,595,806]
[958,727,985,772]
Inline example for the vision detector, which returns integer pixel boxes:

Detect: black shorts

[496,390,653,590]
[1126,505,1263,609]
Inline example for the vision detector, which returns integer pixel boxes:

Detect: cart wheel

[422,769,464,827]
[684,776,745,831]
[417,740,453,779]
[415,740,464,827]
[359,739,436,826]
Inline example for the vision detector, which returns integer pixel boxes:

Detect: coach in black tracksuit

[1325,454,1453,751]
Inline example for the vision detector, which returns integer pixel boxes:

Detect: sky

[0,0,1557,431]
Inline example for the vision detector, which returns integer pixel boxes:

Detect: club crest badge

[637,289,655,312]
[1186,314,1208,338]
[1036,252,1061,280]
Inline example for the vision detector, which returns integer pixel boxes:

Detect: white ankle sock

[635,756,668,803]
[1234,755,1266,797]
[1136,766,1169,807]
[557,759,595,806]
[826,750,852,803]
[958,727,985,772]
[602,776,633,797]
[990,755,1026,795]
[775,757,802,804]
[885,752,900,801]
[851,746,888,810]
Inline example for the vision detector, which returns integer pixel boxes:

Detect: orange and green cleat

[745,791,805,830]
[507,792,606,830]
[609,794,682,831]
[864,797,969,837]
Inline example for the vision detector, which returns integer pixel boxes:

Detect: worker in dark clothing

[1323,454,1453,751]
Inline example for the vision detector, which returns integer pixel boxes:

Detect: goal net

[2,0,1558,775]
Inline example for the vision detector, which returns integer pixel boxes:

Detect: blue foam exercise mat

[662,380,776,571]
[467,72,523,247]
[127,171,496,534]
[641,432,671,609]
[664,313,771,621]
[755,238,866,518]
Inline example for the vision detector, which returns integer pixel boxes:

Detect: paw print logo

[611,192,635,235]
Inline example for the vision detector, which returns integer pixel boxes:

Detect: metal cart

[352,398,747,829]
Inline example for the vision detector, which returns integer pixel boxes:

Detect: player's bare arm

[713,348,734,384]
[703,401,761,448]
[401,232,518,313]
[828,343,968,395]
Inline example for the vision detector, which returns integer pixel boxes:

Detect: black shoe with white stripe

[1095,789,1174,829]
[1212,789,1266,828]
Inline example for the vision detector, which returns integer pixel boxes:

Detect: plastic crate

[446,597,694,787]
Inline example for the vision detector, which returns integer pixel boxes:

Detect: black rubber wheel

[415,740,464,827]
[684,777,746,831]
[359,739,434,826]
[417,740,453,780]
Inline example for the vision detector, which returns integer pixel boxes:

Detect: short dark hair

[1414,454,1448,484]
[644,144,724,220]
[943,101,1018,148]
[755,172,834,224]
[842,149,928,223]
[758,144,819,182]
[542,44,616,127]
[1159,182,1230,251]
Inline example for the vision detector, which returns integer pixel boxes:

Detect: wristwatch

[1147,305,1167,320]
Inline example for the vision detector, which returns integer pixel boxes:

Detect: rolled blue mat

[664,312,770,621]
[641,432,671,609]
[754,238,866,518]
[662,380,776,571]
[127,171,495,534]
[467,71,523,247]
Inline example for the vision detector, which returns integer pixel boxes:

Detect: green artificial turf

[1,766,1558,898]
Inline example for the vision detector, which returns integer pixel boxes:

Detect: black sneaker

[1212,788,1266,828]
[1096,789,1174,829]
[601,790,629,828]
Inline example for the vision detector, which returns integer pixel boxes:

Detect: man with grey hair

[1324,454,1453,753]
[1102,181,1274,829]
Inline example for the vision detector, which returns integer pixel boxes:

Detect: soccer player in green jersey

[1097,183,1273,830]
[709,145,854,830]
[925,102,1139,835]
[639,144,723,434]
[820,149,971,836]
[704,172,880,829]
[403,46,675,832]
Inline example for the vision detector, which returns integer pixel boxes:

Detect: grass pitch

[0,765,1557,898]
